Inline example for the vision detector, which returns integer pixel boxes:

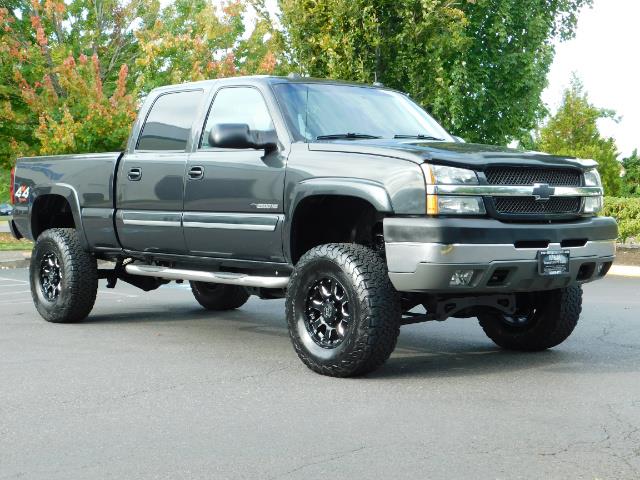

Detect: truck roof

[148,75,393,95]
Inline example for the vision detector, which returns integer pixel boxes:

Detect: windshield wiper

[394,134,444,141]
[316,133,382,140]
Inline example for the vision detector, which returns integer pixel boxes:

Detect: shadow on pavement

[78,298,640,380]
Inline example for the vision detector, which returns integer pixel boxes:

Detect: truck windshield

[273,83,453,143]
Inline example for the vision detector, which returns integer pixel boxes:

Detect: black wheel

[286,243,401,377]
[190,282,250,311]
[29,228,98,323]
[478,286,583,351]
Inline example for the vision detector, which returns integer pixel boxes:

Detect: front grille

[485,167,582,187]
[494,197,581,215]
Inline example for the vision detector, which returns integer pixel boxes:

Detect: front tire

[286,243,401,377]
[190,282,250,311]
[29,228,98,323]
[478,286,582,351]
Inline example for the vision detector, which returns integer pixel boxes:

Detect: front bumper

[384,217,617,293]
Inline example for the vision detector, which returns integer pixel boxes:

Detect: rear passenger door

[116,89,203,254]
[183,86,287,262]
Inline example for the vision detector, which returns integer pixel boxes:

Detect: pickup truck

[9,75,618,377]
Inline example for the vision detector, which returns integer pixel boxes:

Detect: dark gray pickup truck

[9,76,617,376]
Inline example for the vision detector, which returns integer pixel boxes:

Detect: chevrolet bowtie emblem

[532,183,555,201]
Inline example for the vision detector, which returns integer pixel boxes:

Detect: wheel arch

[29,184,88,248]
[285,178,393,264]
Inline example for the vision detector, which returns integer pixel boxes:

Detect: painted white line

[609,265,640,278]
[100,290,139,298]
[0,290,30,296]
[0,276,28,285]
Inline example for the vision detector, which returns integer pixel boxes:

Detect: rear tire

[29,228,98,323]
[190,282,250,311]
[286,243,401,377]
[478,286,582,351]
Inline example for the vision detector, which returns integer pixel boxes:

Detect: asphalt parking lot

[1,269,639,479]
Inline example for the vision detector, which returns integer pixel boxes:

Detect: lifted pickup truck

[10,76,617,377]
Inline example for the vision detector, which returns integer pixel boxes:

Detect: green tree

[0,0,288,168]
[279,0,592,145]
[0,0,144,166]
[621,149,640,197]
[537,77,622,195]
[454,0,591,144]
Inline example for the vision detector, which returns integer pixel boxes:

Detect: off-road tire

[29,228,98,323]
[286,243,401,377]
[190,282,250,311]
[478,286,582,351]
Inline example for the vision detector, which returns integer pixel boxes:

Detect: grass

[0,232,32,251]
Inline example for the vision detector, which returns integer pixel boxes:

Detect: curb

[608,265,640,278]
[0,252,31,270]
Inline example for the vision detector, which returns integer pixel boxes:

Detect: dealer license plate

[538,250,570,276]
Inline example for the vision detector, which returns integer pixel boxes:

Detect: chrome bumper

[386,240,616,293]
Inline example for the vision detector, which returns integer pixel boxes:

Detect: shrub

[603,197,640,241]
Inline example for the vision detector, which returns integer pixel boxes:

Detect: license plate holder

[538,250,570,276]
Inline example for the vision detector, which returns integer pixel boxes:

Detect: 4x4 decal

[14,185,30,203]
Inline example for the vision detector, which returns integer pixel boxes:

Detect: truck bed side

[12,152,123,250]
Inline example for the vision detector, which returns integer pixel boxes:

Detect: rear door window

[137,90,203,151]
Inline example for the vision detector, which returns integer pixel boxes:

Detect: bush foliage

[604,197,640,241]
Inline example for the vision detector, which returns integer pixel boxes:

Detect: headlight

[421,164,484,215]
[430,165,479,185]
[583,168,603,214]
[584,168,602,187]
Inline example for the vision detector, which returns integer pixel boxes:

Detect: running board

[124,264,289,289]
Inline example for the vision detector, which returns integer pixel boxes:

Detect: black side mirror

[208,123,278,152]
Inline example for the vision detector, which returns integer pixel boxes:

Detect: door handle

[127,167,142,181]
[188,166,204,180]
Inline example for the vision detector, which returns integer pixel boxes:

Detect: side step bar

[124,264,289,289]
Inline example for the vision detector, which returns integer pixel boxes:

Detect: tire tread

[30,228,98,323]
[286,243,401,377]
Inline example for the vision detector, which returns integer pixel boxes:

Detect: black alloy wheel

[304,276,351,348]
[39,252,62,302]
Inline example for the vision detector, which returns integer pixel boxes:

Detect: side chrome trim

[434,185,603,197]
[123,219,181,227]
[121,211,182,228]
[182,212,281,232]
[125,264,289,289]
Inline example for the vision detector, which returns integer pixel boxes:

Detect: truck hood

[308,139,596,171]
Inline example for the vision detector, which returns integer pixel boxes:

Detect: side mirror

[208,123,278,152]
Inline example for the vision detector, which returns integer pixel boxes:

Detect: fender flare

[29,183,89,249]
[283,177,394,262]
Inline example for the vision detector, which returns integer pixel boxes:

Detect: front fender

[290,177,394,215]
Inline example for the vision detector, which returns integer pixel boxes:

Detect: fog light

[584,196,603,214]
[450,270,474,286]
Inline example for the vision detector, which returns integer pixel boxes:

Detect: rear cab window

[136,90,204,151]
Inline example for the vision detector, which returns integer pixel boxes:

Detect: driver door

[183,86,286,262]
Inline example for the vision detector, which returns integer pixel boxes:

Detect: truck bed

[12,152,122,248]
